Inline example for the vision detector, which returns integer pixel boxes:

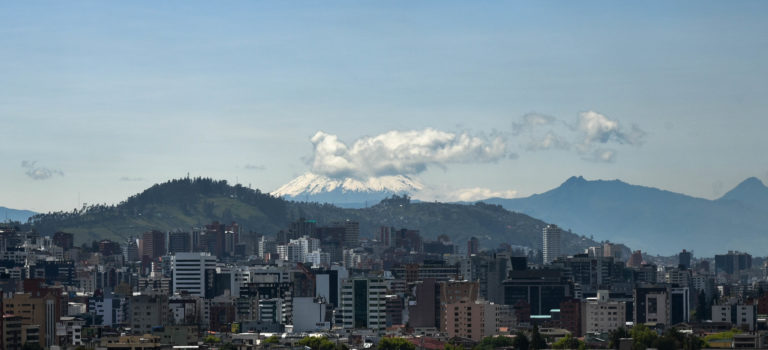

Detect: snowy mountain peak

[271,173,424,199]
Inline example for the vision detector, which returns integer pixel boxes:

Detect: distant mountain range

[483,176,768,256]
[24,178,596,254]
[271,172,424,208]
[0,206,36,223]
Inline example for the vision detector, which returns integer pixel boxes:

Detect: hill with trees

[25,177,596,253]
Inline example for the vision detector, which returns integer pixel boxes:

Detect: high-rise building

[542,224,561,264]
[123,238,140,262]
[467,236,479,257]
[678,249,692,269]
[715,251,752,275]
[171,252,217,298]
[340,277,387,330]
[168,232,192,254]
[52,231,74,250]
[338,220,359,248]
[504,268,573,316]
[626,250,644,268]
[141,230,166,261]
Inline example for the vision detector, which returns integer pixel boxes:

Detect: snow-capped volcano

[271,173,424,207]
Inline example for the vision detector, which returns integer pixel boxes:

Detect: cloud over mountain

[512,110,646,163]
[21,161,63,180]
[309,128,509,179]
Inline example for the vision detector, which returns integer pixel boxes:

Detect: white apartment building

[585,290,626,334]
[171,252,217,298]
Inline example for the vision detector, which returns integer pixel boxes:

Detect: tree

[629,324,658,350]
[608,327,630,350]
[378,337,415,350]
[204,335,222,344]
[299,336,345,350]
[529,326,546,350]
[551,334,584,350]
[444,344,464,350]
[220,343,237,350]
[475,336,515,350]
[513,332,530,350]
[263,335,280,344]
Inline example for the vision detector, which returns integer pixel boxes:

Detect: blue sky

[2,1,768,212]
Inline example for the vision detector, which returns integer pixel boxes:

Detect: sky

[1,1,768,212]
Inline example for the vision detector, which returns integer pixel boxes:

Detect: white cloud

[21,161,63,180]
[511,110,646,162]
[309,128,509,178]
[512,113,557,135]
[577,111,645,146]
[414,186,518,202]
[447,187,519,202]
[526,132,571,151]
[582,148,617,163]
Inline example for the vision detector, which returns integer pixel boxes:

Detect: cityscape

[2,179,768,350]
[3,1,768,350]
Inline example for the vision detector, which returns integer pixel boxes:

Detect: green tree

[529,326,546,350]
[608,327,630,350]
[204,335,222,344]
[551,334,584,350]
[513,332,530,350]
[475,335,515,350]
[298,336,345,350]
[263,335,280,344]
[444,343,465,350]
[378,337,415,350]
[629,324,658,350]
[220,343,237,350]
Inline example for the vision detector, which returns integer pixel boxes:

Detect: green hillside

[26,177,596,253]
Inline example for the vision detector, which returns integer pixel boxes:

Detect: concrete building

[584,290,626,334]
[292,297,330,332]
[141,230,166,261]
[127,294,169,335]
[88,294,126,327]
[171,252,217,298]
[3,291,61,348]
[712,304,756,331]
[542,224,561,264]
[2,315,23,350]
[340,277,387,330]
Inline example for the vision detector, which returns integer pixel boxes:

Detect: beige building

[584,290,626,334]
[3,292,61,348]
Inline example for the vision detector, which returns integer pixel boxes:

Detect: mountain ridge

[483,176,768,256]
[23,177,595,254]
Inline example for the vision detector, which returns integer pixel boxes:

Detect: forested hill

[25,177,596,253]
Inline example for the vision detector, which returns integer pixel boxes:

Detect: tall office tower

[678,249,692,269]
[142,230,167,260]
[168,232,192,254]
[467,236,479,257]
[342,220,359,248]
[542,224,561,264]
[124,238,140,262]
[171,252,217,298]
[340,277,387,330]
